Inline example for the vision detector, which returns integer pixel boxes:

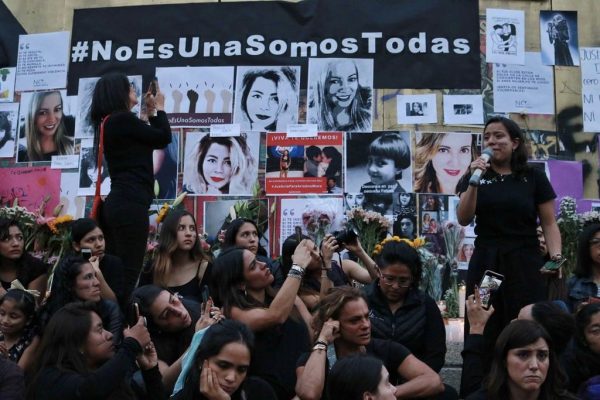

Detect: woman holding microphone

[456,117,561,369]
[90,74,172,303]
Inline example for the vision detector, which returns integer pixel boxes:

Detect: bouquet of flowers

[345,207,390,258]
[557,196,580,276]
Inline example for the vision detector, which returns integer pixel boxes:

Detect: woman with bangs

[360,132,411,194]
[414,132,478,195]
[140,209,211,304]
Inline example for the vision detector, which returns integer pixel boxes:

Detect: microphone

[469,147,493,186]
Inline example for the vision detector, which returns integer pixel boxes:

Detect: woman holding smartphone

[456,117,561,369]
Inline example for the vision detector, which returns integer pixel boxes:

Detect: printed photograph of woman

[307,58,373,132]
[77,145,110,196]
[183,131,259,196]
[279,149,290,178]
[234,66,300,132]
[414,132,479,195]
[346,131,412,194]
[17,90,74,162]
[0,103,18,158]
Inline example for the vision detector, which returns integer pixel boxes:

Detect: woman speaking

[90,73,172,304]
[456,117,561,362]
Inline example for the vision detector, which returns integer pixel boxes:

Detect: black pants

[101,194,149,307]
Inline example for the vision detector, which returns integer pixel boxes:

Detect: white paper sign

[493,52,554,115]
[286,124,318,137]
[0,67,16,103]
[210,124,240,137]
[443,95,484,125]
[51,155,80,169]
[581,48,600,132]
[396,94,438,124]
[486,9,525,65]
[15,31,71,91]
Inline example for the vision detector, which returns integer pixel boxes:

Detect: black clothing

[561,341,600,393]
[100,110,171,304]
[252,317,311,400]
[151,299,200,366]
[457,168,556,373]
[460,334,485,398]
[171,376,277,400]
[0,357,24,400]
[0,254,48,291]
[31,338,166,400]
[99,254,125,305]
[365,282,446,372]
[139,261,212,304]
[98,299,124,346]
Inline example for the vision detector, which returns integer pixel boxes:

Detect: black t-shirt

[0,253,48,290]
[99,254,125,304]
[296,338,411,399]
[457,167,555,244]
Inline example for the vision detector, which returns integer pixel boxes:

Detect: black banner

[68,0,480,94]
[0,2,26,68]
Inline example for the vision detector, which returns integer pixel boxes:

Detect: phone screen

[81,248,92,261]
[542,258,566,271]
[479,271,504,309]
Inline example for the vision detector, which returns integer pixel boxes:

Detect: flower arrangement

[345,207,390,257]
[556,196,581,276]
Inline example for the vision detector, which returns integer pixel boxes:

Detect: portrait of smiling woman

[234,66,300,132]
[308,58,373,133]
[414,132,479,194]
[183,131,259,195]
[17,90,74,162]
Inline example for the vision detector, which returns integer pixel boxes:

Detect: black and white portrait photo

[0,102,19,158]
[540,11,579,66]
[307,58,373,133]
[233,66,300,132]
[396,94,437,124]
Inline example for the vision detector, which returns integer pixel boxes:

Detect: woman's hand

[196,298,224,332]
[320,234,338,266]
[469,156,489,175]
[466,287,494,335]
[291,239,313,269]
[124,316,152,349]
[136,341,158,370]
[88,255,102,277]
[344,236,364,256]
[317,318,340,345]
[199,360,230,400]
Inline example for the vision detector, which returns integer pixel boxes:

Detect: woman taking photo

[140,209,211,304]
[71,217,123,305]
[365,239,446,372]
[465,320,575,400]
[211,244,313,400]
[457,117,561,356]
[0,218,48,298]
[90,73,172,303]
[171,320,277,400]
[414,132,478,195]
[28,302,165,400]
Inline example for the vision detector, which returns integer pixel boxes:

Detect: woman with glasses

[568,224,600,311]
[364,239,446,372]
[91,73,172,305]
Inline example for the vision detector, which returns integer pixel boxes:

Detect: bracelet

[288,265,305,280]
[312,343,327,352]
[315,339,328,347]
[291,264,305,273]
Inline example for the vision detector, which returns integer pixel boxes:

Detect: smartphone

[127,302,140,327]
[201,285,210,305]
[541,258,566,271]
[479,270,504,310]
[149,77,158,96]
[81,248,92,261]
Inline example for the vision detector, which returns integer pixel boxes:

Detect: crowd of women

[1,72,599,400]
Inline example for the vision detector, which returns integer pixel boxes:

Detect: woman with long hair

[140,209,211,304]
[309,59,372,132]
[28,302,165,400]
[327,354,396,400]
[172,320,277,400]
[18,90,74,162]
[183,134,257,195]
[568,223,600,311]
[414,132,478,194]
[90,72,172,304]
[457,117,561,367]
[210,245,313,400]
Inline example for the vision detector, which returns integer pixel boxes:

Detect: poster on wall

[396,94,438,125]
[203,199,269,248]
[443,95,484,125]
[16,89,76,163]
[0,102,19,158]
[155,66,234,128]
[0,166,61,215]
[0,67,16,103]
[182,131,260,196]
[493,52,554,115]
[68,0,481,93]
[233,66,300,132]
[485,8,525,65]
[15,31,70,91]
[581,48,600,133]
[540,10,579,67]
[77,139,110,196]
[413,132,480,195]
[60,171,86,219]
[307,58,373,133]
[266,132,343,195]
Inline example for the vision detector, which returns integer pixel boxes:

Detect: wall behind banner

[3,0,600,254]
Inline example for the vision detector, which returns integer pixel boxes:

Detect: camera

[333,222,359,245]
